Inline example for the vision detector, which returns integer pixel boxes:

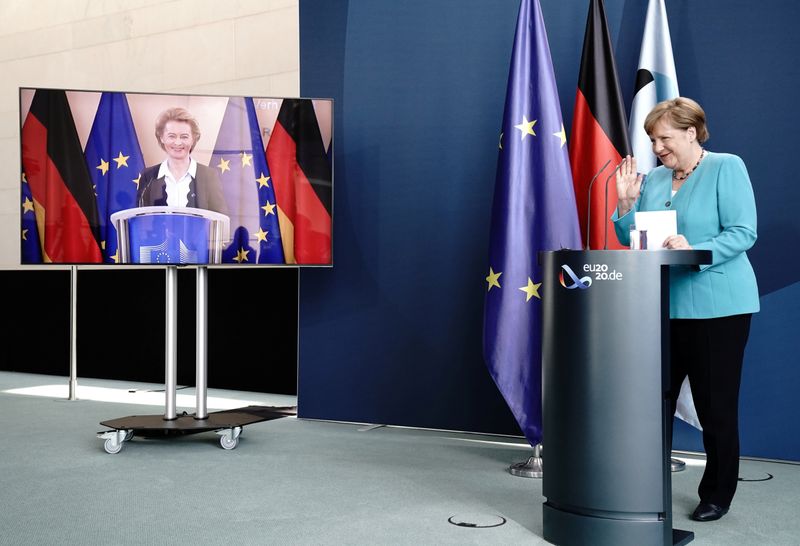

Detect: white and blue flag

[629,0,680,174]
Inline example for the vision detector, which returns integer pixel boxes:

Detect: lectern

[540,249,711,546]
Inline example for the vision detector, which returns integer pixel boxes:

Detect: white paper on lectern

[634,210,677,250]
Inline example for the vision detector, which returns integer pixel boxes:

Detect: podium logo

[559,265,592,290]
[139,238,199,264]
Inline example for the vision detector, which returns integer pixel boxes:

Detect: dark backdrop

[297,0,800,461]
[0,268,299,395]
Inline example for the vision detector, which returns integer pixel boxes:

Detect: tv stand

[97,266,294,453]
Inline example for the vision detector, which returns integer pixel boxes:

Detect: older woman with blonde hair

[613,97,759,522]
[138,107,228,215]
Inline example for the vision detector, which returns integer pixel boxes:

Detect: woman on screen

[137,107,228,215]
[613,97,759,523]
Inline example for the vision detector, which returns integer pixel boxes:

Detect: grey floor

[0,372,797,545]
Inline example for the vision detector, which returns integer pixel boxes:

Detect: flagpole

[484,0,582,475]
[628,0,691,472]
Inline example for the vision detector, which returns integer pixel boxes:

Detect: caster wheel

[220,435,238,450]
[124,430,134,442]
[104,438,123,454]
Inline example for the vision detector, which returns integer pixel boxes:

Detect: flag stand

[509,443,543,478]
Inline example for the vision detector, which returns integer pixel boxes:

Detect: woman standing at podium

[613,97,759,523]
[138,107,229,215]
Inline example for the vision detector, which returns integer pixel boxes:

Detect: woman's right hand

[616,155,643,216]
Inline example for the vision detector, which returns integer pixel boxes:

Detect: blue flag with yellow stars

[20,173,42,263]
[84,92,145,263]
[211,96,284,264]
[483,0,582,447]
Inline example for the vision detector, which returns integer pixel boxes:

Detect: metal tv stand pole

[68,265,78,401]
[164,265,178,420]
[195,266,209,420]
[163,265,209,421]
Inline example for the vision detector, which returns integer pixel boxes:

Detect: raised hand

[616,155,644,216]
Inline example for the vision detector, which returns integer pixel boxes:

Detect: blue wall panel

[299,0,800,460]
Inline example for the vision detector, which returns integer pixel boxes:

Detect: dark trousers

[670,314,752,508]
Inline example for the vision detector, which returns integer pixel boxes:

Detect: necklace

[672,149,706,181]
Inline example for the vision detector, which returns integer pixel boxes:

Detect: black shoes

[691,502,729,522]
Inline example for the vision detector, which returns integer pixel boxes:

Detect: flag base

[509,444,543,478]
[671,457,686,472]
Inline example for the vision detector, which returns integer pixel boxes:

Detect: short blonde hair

[644,97,709,143]
[155,107,201,152]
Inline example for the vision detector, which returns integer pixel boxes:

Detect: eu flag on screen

[212,97,284,264]
[20,173,42,263]
[483,0,582,447]
[84,92,145,263]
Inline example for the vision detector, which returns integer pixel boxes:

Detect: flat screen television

[19,88,333,266]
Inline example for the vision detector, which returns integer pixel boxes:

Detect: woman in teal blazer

[613,98,759,523]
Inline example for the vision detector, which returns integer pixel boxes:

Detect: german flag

[266,99,332,264]
[21,89,102,263]
[569,0,631,250]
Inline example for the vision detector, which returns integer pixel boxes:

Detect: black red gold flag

[569,0,631,249]
[266,99,332,265]
[21,89,103,263]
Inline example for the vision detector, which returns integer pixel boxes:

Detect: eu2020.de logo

[559,263,623,289]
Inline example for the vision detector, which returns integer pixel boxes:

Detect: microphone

[602,163,623,250]
[584,159,611,250]
[639,173,648,199]
[138,175,155,208]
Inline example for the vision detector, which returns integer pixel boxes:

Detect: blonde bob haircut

[644,97,709,143]
[155,107,202,152]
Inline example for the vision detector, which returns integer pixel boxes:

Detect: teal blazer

[613,152,760,319]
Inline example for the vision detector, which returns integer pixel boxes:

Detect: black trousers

[669,314,752,508]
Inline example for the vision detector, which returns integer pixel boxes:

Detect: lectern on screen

[19,87,333,266]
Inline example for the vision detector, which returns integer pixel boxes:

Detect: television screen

[19,88,333,266]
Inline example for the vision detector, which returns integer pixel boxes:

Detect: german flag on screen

[266,99,332,265]
[21,89,102,263]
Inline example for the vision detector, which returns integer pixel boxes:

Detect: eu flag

[483,0,582,446]
[210,96,284,264]
[84,92,145,263]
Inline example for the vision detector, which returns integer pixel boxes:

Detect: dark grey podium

[540,249,710,546]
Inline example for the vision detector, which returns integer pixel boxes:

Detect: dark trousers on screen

[669,313,752,509]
